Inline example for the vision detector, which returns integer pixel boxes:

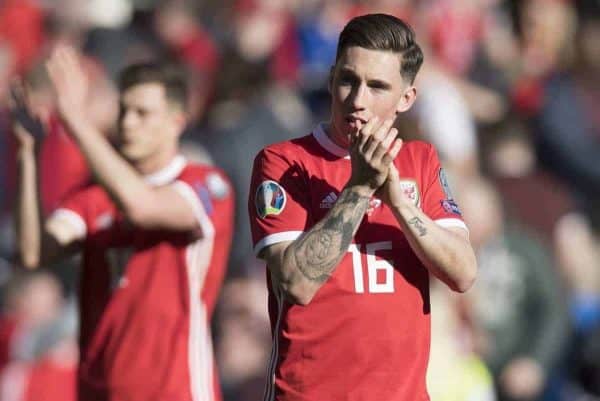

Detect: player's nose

[348,83,368,110]
[120,109,139,130]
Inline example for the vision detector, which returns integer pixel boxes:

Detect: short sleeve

[248,147,310,256]
[47,189,93,241]
[421,144,468,232]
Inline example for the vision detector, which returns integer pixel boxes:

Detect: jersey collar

[312,123,350,159]
[143,155,186,186]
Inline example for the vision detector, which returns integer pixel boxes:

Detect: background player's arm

[381,165,477,292]
[46,47,199,232]
[261,119,402,305]
[13,123,81,269]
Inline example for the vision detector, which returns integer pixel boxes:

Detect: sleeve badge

[438,168,462,215]
[206,172,229,199]
[438,168,454,200]
[256,180,287,219]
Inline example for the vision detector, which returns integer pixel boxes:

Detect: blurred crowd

[0,0,599,400]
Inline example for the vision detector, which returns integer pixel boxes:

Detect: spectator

[427,280,496,401]
[531,11,600,230]
[0,298,78,401]
[483,118,574,246]
[0,271,63,371]
[215,271,271,401]
[460,178,570,401]
[554,213,600,399]
[154,0,221,121]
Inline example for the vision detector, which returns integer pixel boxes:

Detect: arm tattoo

[408,217,427,237]
[293,189,369,283]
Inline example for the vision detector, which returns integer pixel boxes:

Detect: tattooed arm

[381,165,477,292]
[262,186,371,304]
[260,118,402,305]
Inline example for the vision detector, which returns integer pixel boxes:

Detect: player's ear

[172,108,188,138]
[327,66,335,94]
[395,85,417,114]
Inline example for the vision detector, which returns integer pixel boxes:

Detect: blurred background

[0,0,599,400]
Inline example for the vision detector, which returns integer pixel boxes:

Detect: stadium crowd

[0,0,598,400]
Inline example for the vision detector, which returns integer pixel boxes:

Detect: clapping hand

[8,79,45,148]
[348,117,403,194]
[46,46,89,127]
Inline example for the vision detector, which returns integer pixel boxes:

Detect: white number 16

[348,241,394,293]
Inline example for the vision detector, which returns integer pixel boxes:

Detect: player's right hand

[8,79,45,149]
[46,46,89,128]
[347,116,403,193]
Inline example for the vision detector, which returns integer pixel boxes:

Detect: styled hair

[118,62,188,110]
[335,13,424,84]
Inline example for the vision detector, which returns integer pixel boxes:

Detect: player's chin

[119,145,143,162]
[342,123,358,142]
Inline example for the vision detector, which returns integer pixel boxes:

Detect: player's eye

[339,74,357,86]
[369,82,390,91]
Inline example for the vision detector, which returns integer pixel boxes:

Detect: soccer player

[248,14,477,401]
[13,47,234,401]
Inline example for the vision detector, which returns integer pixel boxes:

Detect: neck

[324,121,350,149]
[132,147,178,176]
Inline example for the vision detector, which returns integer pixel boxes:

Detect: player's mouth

[118,131,138,145]
[345,116,367,130]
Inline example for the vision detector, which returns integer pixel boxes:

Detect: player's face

[117,83,184,163]
[329,46,416,147]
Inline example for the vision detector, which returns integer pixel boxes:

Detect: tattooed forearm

[408,217,427,237]
[293,189,370,283]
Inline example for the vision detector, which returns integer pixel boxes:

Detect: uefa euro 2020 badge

[256,180,287,219]
[206,172,229,199]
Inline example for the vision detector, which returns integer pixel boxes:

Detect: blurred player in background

[12,47,234,401]
[249,13,477,401]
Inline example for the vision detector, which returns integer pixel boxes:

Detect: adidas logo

[320,192,338,208]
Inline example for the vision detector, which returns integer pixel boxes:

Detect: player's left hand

[46,46,89,127]
[8,78,45,145]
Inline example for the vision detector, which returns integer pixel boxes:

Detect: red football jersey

[50,156,234,401]
[249,125,467,401]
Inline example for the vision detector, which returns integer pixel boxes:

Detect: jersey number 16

[348,241,395,294]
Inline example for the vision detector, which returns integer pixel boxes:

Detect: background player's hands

[46,46,89,128]
[347,117,403,195]
[8,79,45,151]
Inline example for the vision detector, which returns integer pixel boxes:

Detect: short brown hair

[335,14,424,84]
[118,62,188,110]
